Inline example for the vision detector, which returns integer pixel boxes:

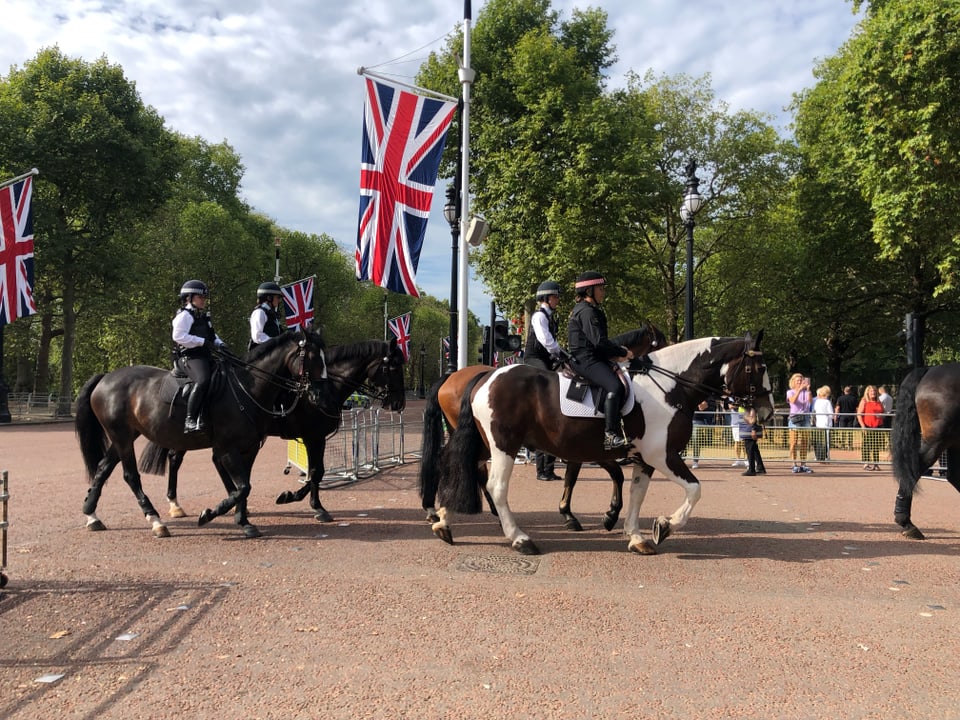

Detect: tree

[0,47,178,405]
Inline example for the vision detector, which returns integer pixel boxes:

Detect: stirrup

[184,417,202,434]
[604,431,629,450]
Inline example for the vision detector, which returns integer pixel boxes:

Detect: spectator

[727,397,746,468]
[878,385,894,429]
[786,373,813,473]
[835,385,859,449]
[689,397,718,470]
[857,385,885,470]
[738,407,766,476]
[813,385,834,461]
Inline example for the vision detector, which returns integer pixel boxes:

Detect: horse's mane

[612,322,666,350]
[324,339,387,363]
[647,335,745,364]
[245,328,326,362]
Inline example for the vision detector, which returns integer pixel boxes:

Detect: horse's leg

[600,461,625,532]
[197,451,260,538]
[485,449,538,555]
[624,462,656,555]
[304,439,333,522]
[82,445,121,531]
[117,448,169,538]
[558,461,584,531]
[651,454,702,546]
[897,438,942,540]
[166,450,188,519]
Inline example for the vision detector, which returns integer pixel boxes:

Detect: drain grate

[455,554,540,575]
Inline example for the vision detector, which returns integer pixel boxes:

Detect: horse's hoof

[563,516,584,532]
[652,517,672,545]
[629,537,657,555]
[901,525,926,540]
[275,491,296,505]
[313,509,333,523]
[197,509,215,527]
[512,538,541,555]
[153,525,171,539]
[431,523,454,545]
[243,524,262,539]
[603,513,619,532]
[168,506,187,519]
[86,520,107,532]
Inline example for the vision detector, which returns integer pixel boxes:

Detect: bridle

[222,337,323,418]
[722,348,767,409]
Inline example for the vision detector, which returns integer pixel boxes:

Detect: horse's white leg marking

[663,474,702,532]
[85,514,101,527]
[623,466,651,538]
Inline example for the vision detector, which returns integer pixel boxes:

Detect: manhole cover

[455,554,540,575]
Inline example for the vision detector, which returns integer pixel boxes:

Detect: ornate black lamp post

[679,158,704,341]
[418,343,426,398]
[443,184,460,374]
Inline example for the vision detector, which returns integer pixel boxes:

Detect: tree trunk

[57,277,77,416]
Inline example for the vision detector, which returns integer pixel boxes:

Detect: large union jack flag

[281,276,315,331]
[387,312,412,361]
[356,77,457,297]
[0,175,37,326]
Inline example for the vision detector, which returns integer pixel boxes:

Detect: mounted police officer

[172,280,226,433]
[249,281,285,349]
[567,271,634,450]
[525,280,563,480]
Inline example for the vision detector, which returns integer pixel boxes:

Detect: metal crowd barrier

[1,470,9,588]
[285,408,424,488]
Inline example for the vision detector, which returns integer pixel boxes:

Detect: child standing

[738,408,766,476]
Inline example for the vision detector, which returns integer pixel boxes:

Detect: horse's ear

[744,330,754,348]
[755,329,764,349]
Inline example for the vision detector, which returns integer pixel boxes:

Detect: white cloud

[2,0,861,320]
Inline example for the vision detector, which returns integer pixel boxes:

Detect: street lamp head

[682,190,704,218]
[443,184,458,228]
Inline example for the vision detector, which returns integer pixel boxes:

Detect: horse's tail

[436,374,489,515]
[75,374,107,482]
[138,441,170,476]
[418,373,450,509]
[891,366,930,495]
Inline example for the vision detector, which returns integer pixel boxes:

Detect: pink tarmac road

[1,422,958,719]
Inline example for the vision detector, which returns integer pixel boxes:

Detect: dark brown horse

[420,325,668,537]
[75,330,326,538]
[138,339,407,522]
[420,332,773,555]
[892,364,960,539]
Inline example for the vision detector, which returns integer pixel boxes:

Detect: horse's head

[614,321,668,371]
[371,337,407,412]
[722,330,774,423]
[290,329,328,389]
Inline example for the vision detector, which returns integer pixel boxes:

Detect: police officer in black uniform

[249,281,285,349]
[524,280,564,480]
[567,271,634,450]
[172,280,225,433]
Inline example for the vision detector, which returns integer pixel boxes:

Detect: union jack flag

[356,77,457,297]
[442,336,450,360]
[0,175,37,326]
[387,312,412,361]
[281,276,315,331]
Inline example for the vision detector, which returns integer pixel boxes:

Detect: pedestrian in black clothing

[739,408,766,476]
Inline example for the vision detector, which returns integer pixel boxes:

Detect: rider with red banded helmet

[567,271,634,450]
[172,279,225,433]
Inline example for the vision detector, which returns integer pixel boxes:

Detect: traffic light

[493,320,521,352]
[481,325,492,365]
[903,312,919,366]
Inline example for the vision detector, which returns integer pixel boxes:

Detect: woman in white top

[812,385,834,461]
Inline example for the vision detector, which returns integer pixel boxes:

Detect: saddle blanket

[558,375,635,418]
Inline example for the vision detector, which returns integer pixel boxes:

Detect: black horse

[891,364,960,539]
[75,329,326,539]
[138,338,407,522]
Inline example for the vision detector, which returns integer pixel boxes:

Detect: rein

[218,342,315,419]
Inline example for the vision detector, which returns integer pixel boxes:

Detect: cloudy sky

[2,0,863,320]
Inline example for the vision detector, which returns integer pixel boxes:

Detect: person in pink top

[786,373,813,473]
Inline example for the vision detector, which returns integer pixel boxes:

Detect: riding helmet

[179,279,209,300]
[575,271,606,289]
[536,280,561,300]
[257,281,283,298]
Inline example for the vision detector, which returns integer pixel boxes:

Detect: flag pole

[273,237,281,282]
[0,167,39,191]
[356,68,459,103]
[456,0,474,369]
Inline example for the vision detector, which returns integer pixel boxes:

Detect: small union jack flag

[356,77,457,297]
[281,276,315,331]
[0,175,37,326]
[388,312,412,361]
[442,336,450,360]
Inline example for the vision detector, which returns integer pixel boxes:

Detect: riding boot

[184,389,204,434]
[603,391,628,450]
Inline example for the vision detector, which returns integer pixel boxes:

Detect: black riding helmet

[257,281,283,299]
[536,280,561,300]
[179,279,208,302]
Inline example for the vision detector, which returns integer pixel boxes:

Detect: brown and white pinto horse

[420,332,773,555]
[420,326,666,532]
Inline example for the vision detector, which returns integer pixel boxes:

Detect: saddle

[159,358,225,410]
[557,365,635,419]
